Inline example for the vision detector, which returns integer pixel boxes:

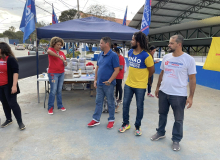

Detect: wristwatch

[64,61,67,63]
[107,81,110,84]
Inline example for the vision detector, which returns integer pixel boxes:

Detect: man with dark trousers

[151,35,197,151]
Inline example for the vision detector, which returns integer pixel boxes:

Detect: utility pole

[77,0,80,19]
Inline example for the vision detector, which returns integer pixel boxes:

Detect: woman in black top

[0,42,25,130]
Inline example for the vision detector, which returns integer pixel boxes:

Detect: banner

[123,7,127,26]
[203,37,220,72]
[20,0,36,43]
[141,0,152,36]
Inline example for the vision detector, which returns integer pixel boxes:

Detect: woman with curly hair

[0,42,25,130]
[47,37,67,115]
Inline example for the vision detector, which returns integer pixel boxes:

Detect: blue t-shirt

[97,49,119,86]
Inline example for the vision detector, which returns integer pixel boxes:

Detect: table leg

[90,81,94,97]
[37,81,40,103]
[44,81,47,108]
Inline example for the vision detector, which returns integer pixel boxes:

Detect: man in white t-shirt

[150,35,197,151]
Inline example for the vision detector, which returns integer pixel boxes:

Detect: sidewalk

[0,72,220,160]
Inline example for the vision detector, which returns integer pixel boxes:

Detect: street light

[0,18,8,23]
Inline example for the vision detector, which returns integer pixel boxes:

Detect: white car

[15,44,25,50]
[28,44,34,50]
[94,51,101,54]
[28,47,46,56]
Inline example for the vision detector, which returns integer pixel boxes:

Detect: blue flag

[123,7,127,26]
[141,0,152,36]
[20,0,36,43]
[52,7,58,24]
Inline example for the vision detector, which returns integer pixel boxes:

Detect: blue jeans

[48,72,65,110]
[93,84,115,122]
[123,84,146,128]
[156,91,187,142]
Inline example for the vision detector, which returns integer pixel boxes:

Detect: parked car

[25,44,31,49]
[28,44,34,50]
[15,44,25,50]
[94,51,101,54]
[28,47,46,56]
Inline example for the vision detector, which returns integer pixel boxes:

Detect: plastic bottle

[79,69,81,76]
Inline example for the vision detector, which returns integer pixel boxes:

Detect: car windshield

[18,44,23,46]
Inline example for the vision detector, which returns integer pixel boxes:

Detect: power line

[82,0,89,11]
[58,0,70,9]
[44,0,62,12]
[59,0,77,9]
[18,0,51,14]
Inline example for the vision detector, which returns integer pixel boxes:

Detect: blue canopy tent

[36,17,139,102]
[37,16,139,44]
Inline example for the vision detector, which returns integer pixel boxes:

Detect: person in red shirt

[47,37,67,115]
[0,42,25,130]
[113,47,125,111]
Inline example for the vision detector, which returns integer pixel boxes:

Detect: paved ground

[0,65,220,160]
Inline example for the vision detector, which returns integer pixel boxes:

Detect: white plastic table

[37,75,95,108]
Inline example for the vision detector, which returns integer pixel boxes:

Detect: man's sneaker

[18,122,26,130]
[147,93,154,97]
[107,121,114,129]
[1,120,13,128]
[135,128,142,136]
[87,120,100,127]
[48,107,53,115]
[150,133,166,141]
[118,123,130,133]
[59,107,66,111]
[172,142,180,151]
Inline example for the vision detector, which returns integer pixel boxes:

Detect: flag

[123,7,127,26]
[20,0,36,43]
[203,37,220,72]
[141,0,152,36]
[52,6,58,24]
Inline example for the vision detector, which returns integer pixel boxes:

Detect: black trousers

[115,79,123,100]
[156,91,187,142]
[0,84,22,124]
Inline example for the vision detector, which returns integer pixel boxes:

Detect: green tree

[0,33,4,37]
[15,31,24,43]
[59,9,77,22]
[9,26,16,32]
[3,30,17,39]
[82,4,115,21]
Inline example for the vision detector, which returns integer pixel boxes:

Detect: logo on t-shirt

[129,56,142,68]
[165,61,169,65]
[216,53,220,56]
[164,68,177,79]
[0,61,6,65]
[165,61,183,68]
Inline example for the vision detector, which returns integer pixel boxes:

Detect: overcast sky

[0,0,143,33]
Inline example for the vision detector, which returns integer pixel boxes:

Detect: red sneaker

[48,107,53,115]
[147,93,154,97]
[107,121,114,129]
[59,107,66,111]
[87,120,100,127]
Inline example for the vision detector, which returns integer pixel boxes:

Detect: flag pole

[52,3,53,23]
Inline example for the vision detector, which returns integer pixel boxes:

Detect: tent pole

[36,39,40,103]
[35,14,40,103]
[123,41,125,57]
